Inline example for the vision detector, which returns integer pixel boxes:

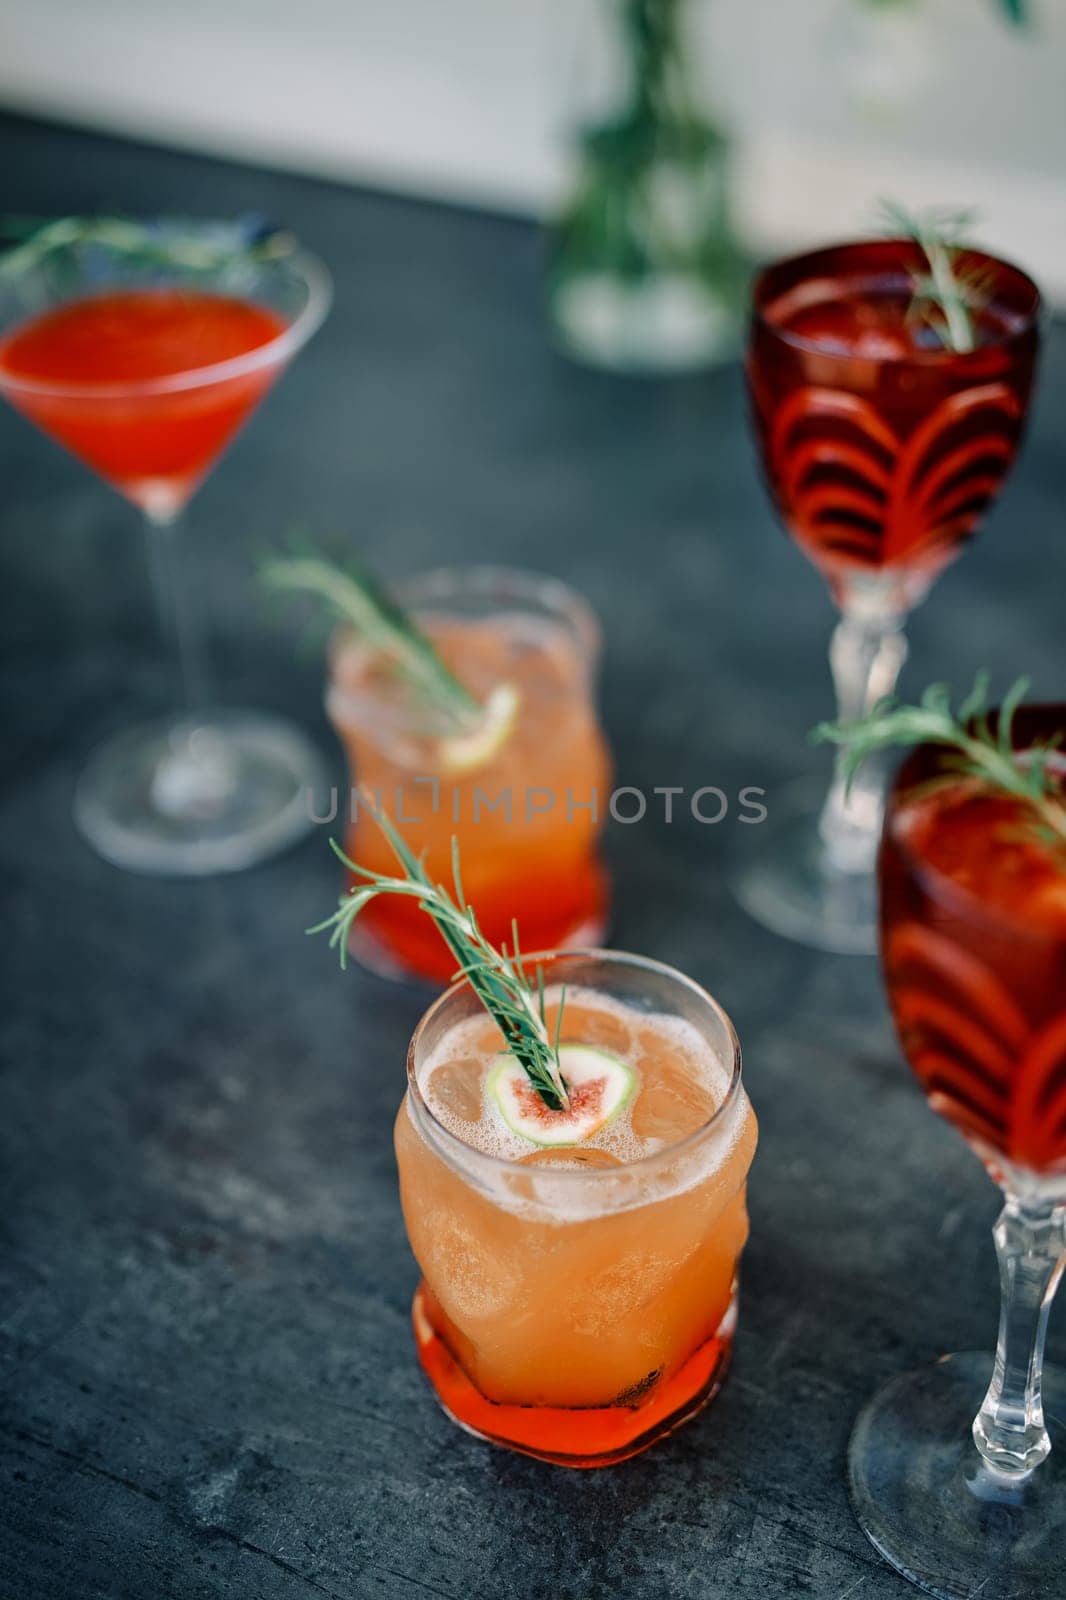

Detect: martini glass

[0,222,332,874]
[733,238,1040,952]
[850,704,1066,1598]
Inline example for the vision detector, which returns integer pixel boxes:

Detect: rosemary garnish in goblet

[878,200,992,355]
[814,672,1066,857]
[310,805,570,1111]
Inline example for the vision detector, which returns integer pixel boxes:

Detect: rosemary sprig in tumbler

[310,805,570,1111]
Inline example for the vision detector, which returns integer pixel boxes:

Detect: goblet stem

[144,510,237,821]
[818,605,908,873]
[973,1198,1066,1480]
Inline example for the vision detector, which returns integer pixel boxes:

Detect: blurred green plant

[545,0,746,373]
[862,0,1025,22]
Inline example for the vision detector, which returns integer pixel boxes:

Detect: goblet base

[74,709,327,876]
[730,780,877,954]
[849,1352,1066,1599]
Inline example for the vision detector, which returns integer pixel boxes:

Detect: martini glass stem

[818,605,908,873]
[146,510,207,714]
[973,1197,1066,1479]
[144,511,237,821]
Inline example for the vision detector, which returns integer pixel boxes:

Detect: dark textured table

[1,113,1063,1600]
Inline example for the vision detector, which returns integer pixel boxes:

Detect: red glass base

[350,867,610,985]
[411,1281,736,1468]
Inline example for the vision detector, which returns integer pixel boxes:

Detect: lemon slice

[487,1046,637,1147]
[439,682,520,775]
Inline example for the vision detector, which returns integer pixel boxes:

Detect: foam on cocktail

[416,984,748,1222]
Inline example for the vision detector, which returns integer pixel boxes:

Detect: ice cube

[630,1029,714,1144]
[569,1248,691,1334]
[421,1214,519,1320]
[426,1057,484,1123]
[552,997,634,1057]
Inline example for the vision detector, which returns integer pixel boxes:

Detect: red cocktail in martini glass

[0,221,331,873]
[736,238,1040,951]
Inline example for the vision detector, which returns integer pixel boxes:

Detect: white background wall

[2,0,1065,298]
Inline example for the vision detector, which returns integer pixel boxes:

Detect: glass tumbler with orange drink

[398,949,756,1466]
[271,559,613,983]
[312,822,757,1467]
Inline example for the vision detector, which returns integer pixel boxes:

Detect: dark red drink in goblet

[880,704,1066,1182]
[849,705,1066,1600]
[735,239,1041,955]
[749,238,1040,602]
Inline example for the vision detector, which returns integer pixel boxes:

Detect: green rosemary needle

[878,199,989,355]
[813,672,1066,855]
[309,805,570,1111]
[0,214,294,281]
[261,549,483,732]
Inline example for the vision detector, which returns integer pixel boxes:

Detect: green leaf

[958,670,991,725]
[876,199,985,353]
[313,808,570,1111]
[260,545,483,728]
[812,672,1066,855]
[997,676,1030,755]
[0,213,293,280]
[921,681,952,717]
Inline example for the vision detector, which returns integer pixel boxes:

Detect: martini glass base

[74,709,327,876]
[730,780,877,955]
[849,1353,1066,1599]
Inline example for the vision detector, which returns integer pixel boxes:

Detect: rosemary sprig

[0,214,294,281]
[813,672,1066,854]
[878,200,989,354]
[310,805,570,1111]
[261,547,483,731]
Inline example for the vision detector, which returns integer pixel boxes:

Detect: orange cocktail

[394,950,757,1466]
[328,568,612,982]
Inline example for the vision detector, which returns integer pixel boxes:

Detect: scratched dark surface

[0,113,1063,1600]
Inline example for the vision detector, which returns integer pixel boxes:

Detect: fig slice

[487,1045,637,1147]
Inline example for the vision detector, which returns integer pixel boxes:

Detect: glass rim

[884,701,1066,945]
[751,236,1043,367]
[405,947,744,1184]
[326,562,603,734]
[0,246,333,400]
[393,563,602,660]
